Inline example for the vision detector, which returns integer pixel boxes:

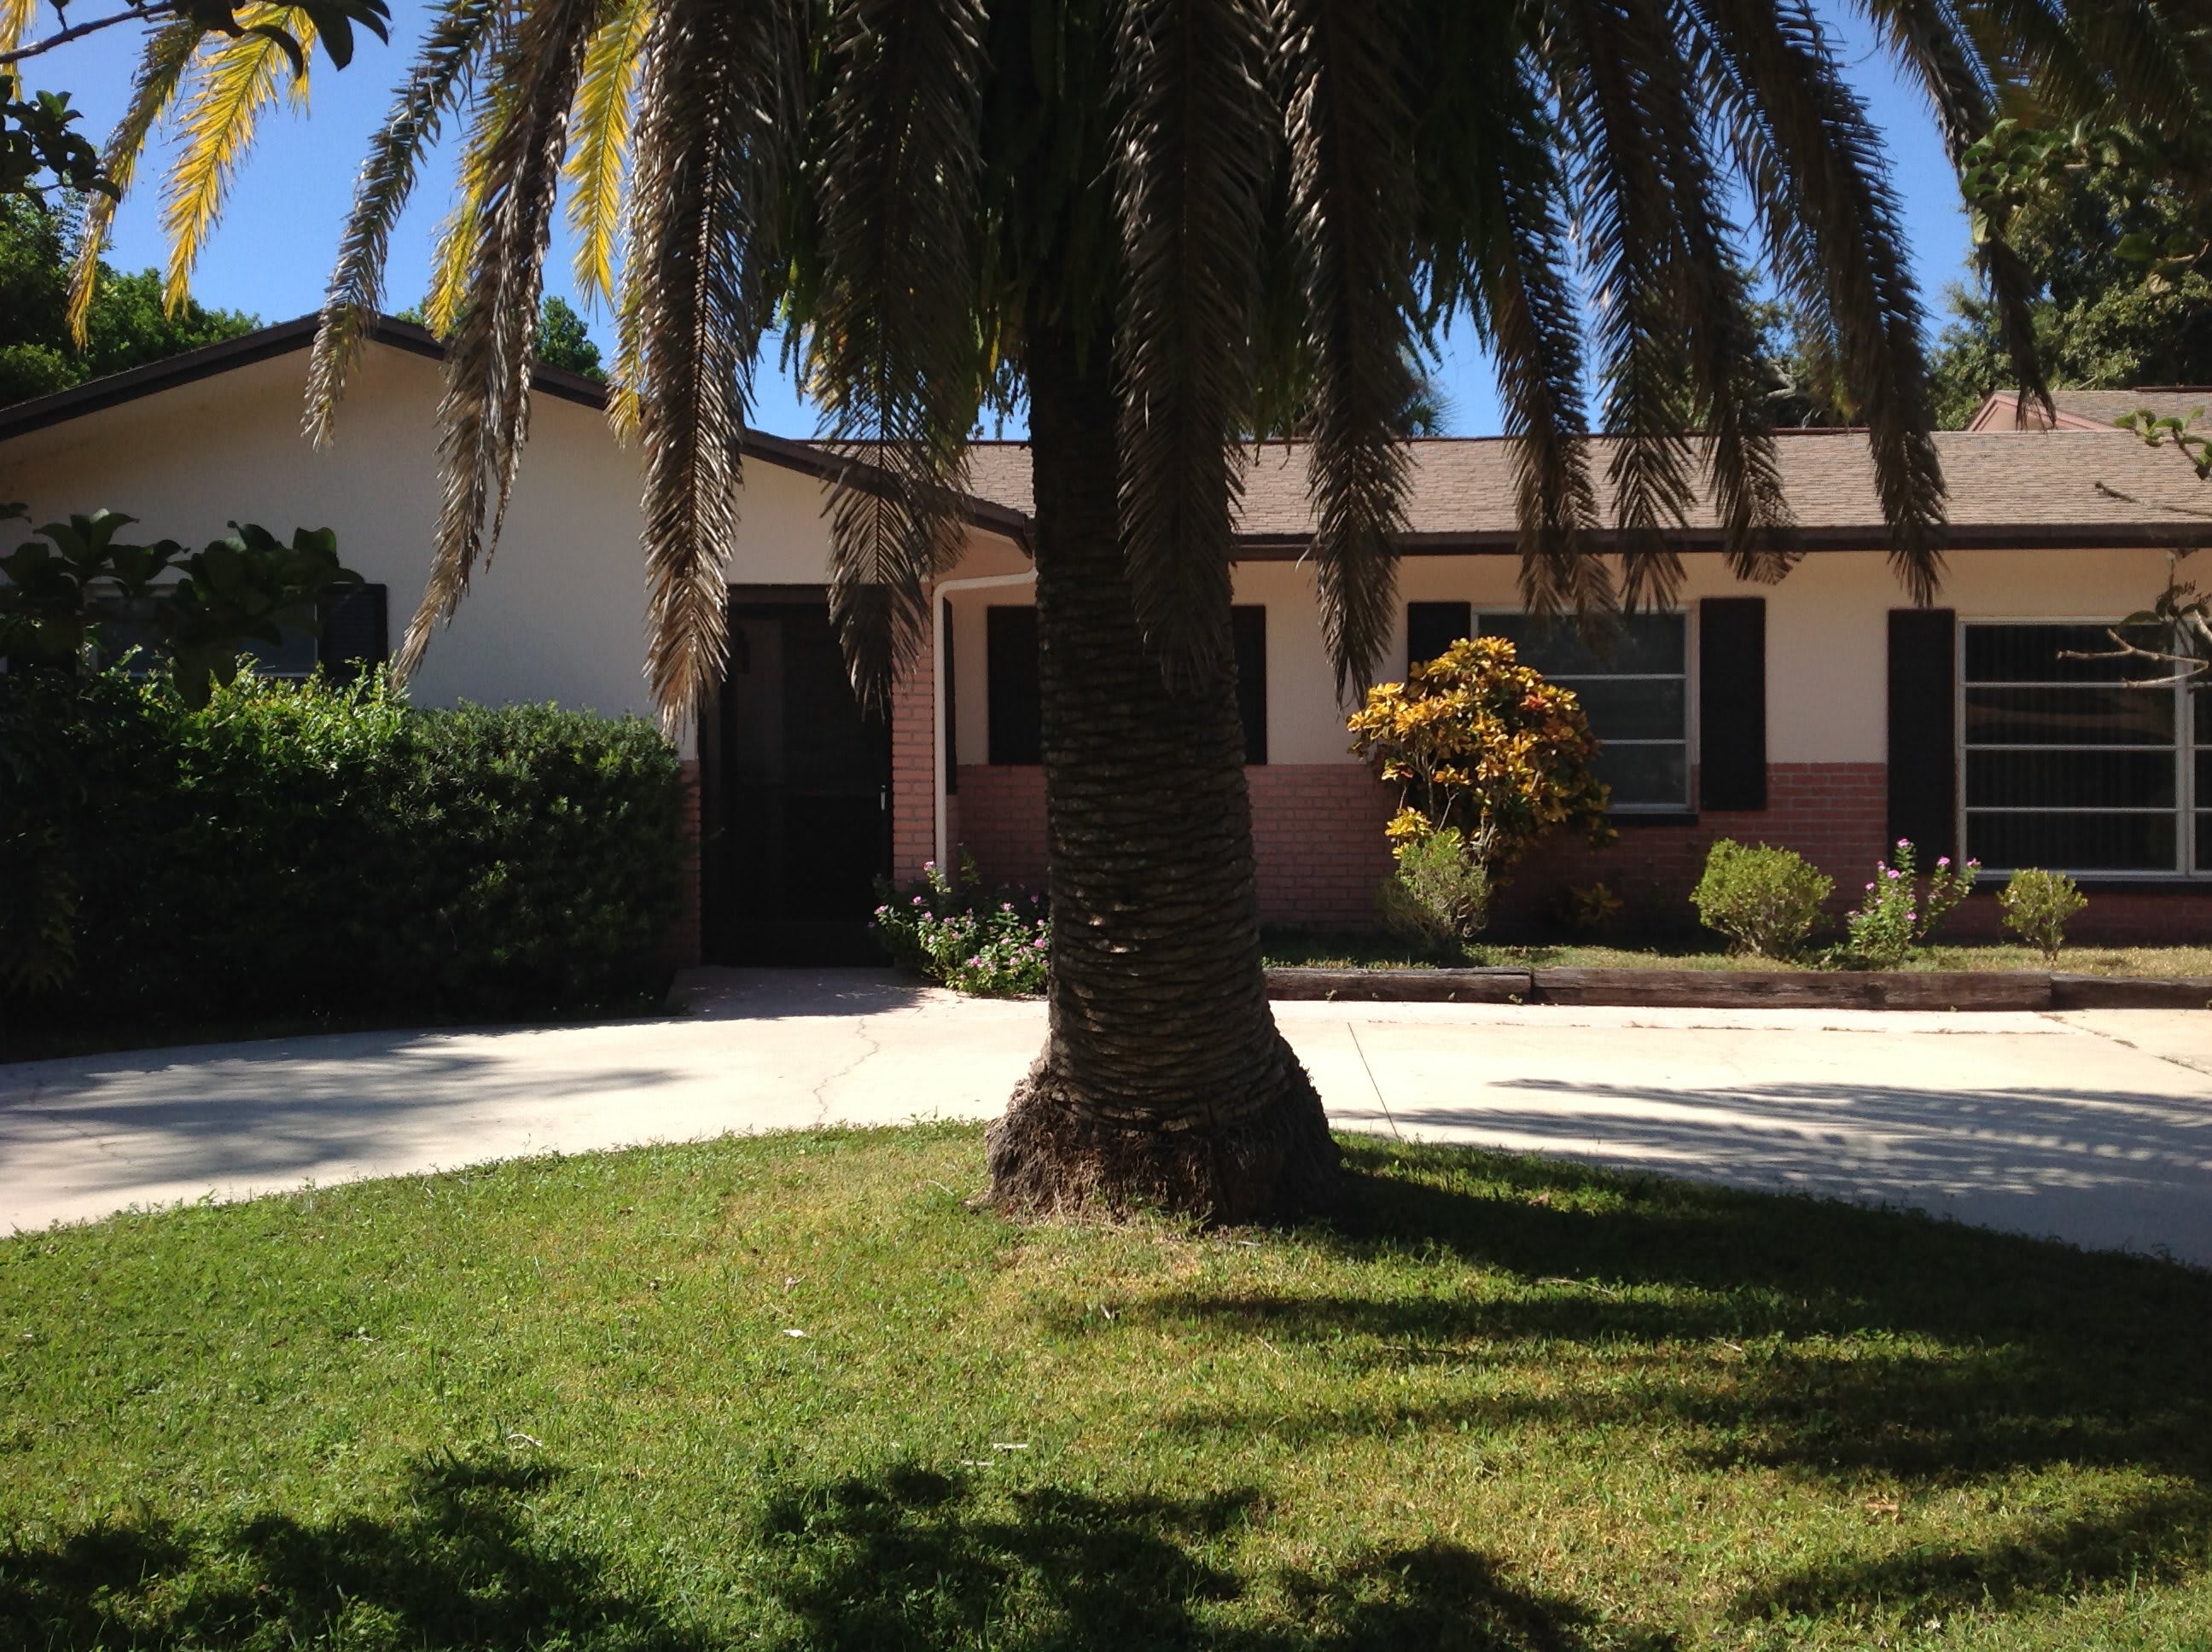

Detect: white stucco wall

[0,340,864,739]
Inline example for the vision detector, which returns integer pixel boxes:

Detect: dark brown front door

[703,596,891,963]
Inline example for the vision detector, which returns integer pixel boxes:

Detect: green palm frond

[67,16,200,343]
[626,0,805,725]
[810,0,989,709]
[306,0,506,445]
[1694,0,1947,602]
[160,7,318,317]
[565,0,653,309]
[1455,56,1608,620]
[1274,0,1417,695]
[1547,0,1706,608]
[1109,0,1278,683]
[397,0,603,684]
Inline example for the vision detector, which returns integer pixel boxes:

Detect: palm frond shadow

[0,1451,705,1651]
[1132,1143,2212,1486]
[755,1465,1634,1650]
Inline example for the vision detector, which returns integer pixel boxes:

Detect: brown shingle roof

[960,428,2212,550]
[1966,387,2212,432]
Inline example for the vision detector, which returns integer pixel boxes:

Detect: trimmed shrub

[2000,869,2088,963]
[2,666,685,1028]
[1377,827,1493,956]
[1691,840,1833,958]
[873,852,1049,996]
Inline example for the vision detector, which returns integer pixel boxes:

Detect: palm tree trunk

[984,321,1340,1222]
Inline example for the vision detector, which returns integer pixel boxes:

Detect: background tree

[1931,121,2212,427]
[281,0,2202,1223]
[0,193,253,404]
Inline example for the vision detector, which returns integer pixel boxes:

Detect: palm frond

[1109,0,1278,683]
[395,0,604,684]
[1694,0,1947,602]
[1462,55,1609,620]
[67,17,200,343]
[1275,0,1417,697]
[626,0,805,726]
[566,0,652,309]
[160,8,317,316]
[1847,0,2051,420]
[0,0,37,55]
[1609,0,1791,596]
[810,0,989,708]
[1545,0,1703,610]
[306,0,505,445]
[422,72,517,340]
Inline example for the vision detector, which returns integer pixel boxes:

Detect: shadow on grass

[0,1451,704,1651]
[757,1464,1636,1650]
[1115,1141,2212,1626]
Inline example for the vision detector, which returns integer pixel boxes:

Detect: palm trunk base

[985,1044,1340,1224]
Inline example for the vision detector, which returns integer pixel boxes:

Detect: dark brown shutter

[1406,601,1472,672]
[1232,605,1266,765]
[1698,596,1767,811]
[1887,608,1957,859]
[317,583,387,684]
[987,604,1041,765]
[941,598,958,793]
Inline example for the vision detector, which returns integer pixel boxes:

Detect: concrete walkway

[3,969,2207,1265]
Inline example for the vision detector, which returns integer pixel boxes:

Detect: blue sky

[25,2,1973,439]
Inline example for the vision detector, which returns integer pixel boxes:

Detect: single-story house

[3,316,2208,955]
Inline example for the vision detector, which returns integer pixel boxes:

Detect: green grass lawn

[3,1126,2207,1650]
[1262,928,2212,977]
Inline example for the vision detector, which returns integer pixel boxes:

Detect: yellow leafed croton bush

[1348,637,1613,941]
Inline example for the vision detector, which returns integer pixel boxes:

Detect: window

[986,605,1041,765]
[1479,611,1691,810]
[1961,621,2205,875]
[1232,605,1266,765]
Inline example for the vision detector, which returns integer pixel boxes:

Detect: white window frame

[1476,608,1695,814]
[1956,615,2204,880]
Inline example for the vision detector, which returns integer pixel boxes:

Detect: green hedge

[2,667,687,1029]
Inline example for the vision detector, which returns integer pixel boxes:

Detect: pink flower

[911,895,924,905]
[1001,902,1015,912]
[1866,882,1876,891]
[1936,857,1950,868]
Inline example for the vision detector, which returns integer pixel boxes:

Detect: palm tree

[302,0,2203,1222]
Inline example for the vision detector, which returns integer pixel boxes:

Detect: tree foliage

[0,194,255,404]
[1931,120,2212,427]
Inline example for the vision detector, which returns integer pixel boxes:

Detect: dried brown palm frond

[395,0,603,681]
[306,0,506,445]
[626,0,805,724]
[1109,0,1278,684]
[1275,0,1418,696]
[809,0,991,710]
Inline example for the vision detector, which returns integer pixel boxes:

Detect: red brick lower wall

[940,758,2212,945]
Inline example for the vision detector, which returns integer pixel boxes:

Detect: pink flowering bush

[1839,839,1979,968]
[872,852,1049,997]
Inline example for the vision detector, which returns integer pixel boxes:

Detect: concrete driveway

[3,968,2207,1265]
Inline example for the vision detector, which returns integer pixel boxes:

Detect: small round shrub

[1376,826,1493,955]
[1999,868,2088,963]
[1691,839,1834,959]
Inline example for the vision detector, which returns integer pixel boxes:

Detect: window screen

[1960,621,2197,874]
[1480,612,1690,810]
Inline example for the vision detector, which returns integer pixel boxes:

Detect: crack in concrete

[2046,1012,2212,1083]
[807,1022,883,1126]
